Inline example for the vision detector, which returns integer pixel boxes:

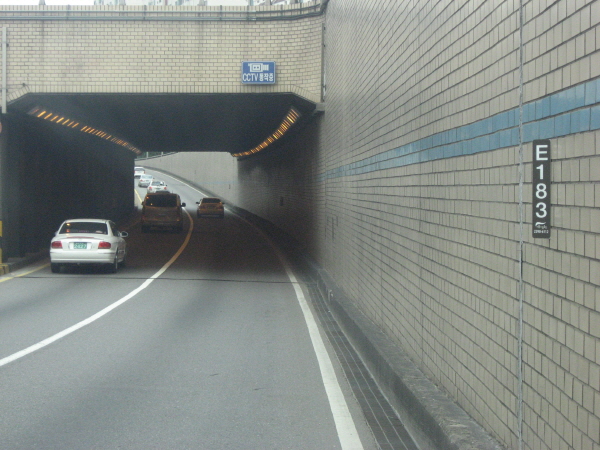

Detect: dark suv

[141,193,186,233]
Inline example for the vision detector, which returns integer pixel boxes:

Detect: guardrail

[0,1,328,22]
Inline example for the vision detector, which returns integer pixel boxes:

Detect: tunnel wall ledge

[0,249,48,274]
[222,202,505,450]
[314,267,505,450]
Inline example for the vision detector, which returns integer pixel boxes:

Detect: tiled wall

[311,1,599,449]
[0,4,323,104]
[141,1,600,449]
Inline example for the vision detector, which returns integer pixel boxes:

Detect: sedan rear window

[60,222,108,234]
[201,198,221,204]
[145,195,177,207]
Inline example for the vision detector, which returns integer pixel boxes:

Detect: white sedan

[147,180,169,193]
[138,174,153,187]
[50,219,128,273]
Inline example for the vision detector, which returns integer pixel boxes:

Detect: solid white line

[143,170,212,204]
[0,210,193,369]
[276,250,364,450]
[284,261,364,450]
[138,170,362,448]
[237,215,364,450]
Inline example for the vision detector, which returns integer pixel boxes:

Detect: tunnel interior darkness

[0,112,135,260]
[0,92,318,260]
[9,93,318,154]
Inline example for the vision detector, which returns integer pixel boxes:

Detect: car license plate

[73,242,87,249]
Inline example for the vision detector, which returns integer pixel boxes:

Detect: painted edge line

[234,212,364,450]
[129,170,364,448]
[0,209,193,369]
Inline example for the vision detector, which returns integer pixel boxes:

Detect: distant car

[141,192,186,233]
[196,197,224,218]
[50,219,128,274]
[138,174,153,187]
[134,166,145,178]
[147,180,169,193]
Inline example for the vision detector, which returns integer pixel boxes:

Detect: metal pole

[0,27,5,265]
[517,1,525,449]
[2,27,7,115]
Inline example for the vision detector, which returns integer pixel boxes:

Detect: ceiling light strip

[232,107,301,158]
[27,106,142,155]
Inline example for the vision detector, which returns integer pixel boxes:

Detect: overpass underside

[0,111,135,261]
[0,89,319,260]
[9,92,319,155]
[0,2,324,259]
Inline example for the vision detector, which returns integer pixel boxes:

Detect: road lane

[0,172,377,449]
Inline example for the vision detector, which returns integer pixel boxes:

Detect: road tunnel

[0,92,319,261]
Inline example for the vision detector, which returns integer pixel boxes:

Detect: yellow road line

[135,189,143,204]
[0,211,194,368]
[0,262,49,283]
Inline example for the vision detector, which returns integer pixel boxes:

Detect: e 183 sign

[532,140,551,238]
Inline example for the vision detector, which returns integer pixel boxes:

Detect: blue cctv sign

[241,61,276,84]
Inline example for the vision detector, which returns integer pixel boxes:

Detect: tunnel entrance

[0,92,318,261]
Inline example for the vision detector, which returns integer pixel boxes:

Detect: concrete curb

[1,250,48,275]
[314,269,504,450]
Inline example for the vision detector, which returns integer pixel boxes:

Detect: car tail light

[98,241,112,249]
[51,241,62,249]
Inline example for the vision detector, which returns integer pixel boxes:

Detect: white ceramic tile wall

[138,1,600,448]
[0,6,323,103]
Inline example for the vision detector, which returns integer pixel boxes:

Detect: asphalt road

[0,171,378,450]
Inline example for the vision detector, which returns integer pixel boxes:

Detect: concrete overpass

[1,2,599,450]
[0,2,324,259]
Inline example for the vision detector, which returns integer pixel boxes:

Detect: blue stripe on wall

[318,77,600,182]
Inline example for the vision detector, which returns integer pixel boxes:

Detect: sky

[0,1,95,4]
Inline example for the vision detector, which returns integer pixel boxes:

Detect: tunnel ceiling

[8,93,318,155]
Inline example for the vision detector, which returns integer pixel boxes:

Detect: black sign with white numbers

[532,140,551,238]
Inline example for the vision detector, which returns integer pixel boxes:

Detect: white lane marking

[237,215,364,450]
[0,210,193,369]
[280,255,364,450]
[146,170,201,193]
[138,170,362,448]
[143,170,214,207]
